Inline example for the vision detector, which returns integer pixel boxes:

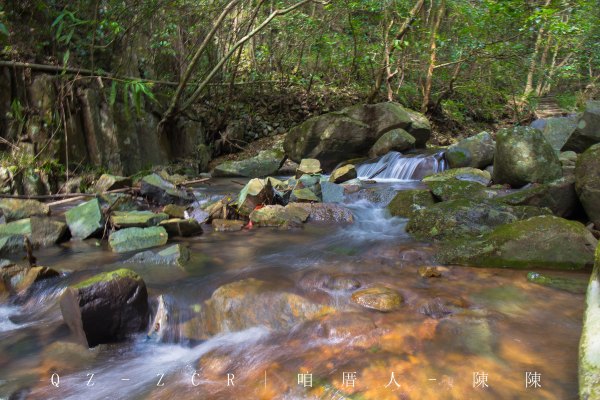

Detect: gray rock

[562,101,600,153]
[446,131,495,169]
[320,181,345,203]
[108,226,169,253]
[0,199,50,222]
[65,199,105,239]
[140,173,193,206]
[212,149,285,178]
[575,143,600,226]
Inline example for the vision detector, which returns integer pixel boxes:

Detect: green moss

[73,268,141,289]
[527,272,587,294]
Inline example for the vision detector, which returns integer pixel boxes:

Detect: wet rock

[493,126,563,187]
[290,188,320,202]
[0,218,31,236]
[425,179,497,202]
[59,268,149,347]
[94,174,132,193]
[30,217,68,247]
[284,102,430,170]
[495,176,580,218]
[368,128,416,157]
[237,178,275,216]
[212,149,284,178]
[0,199,49,222]
[323,276,362,291]
[387,189,436,218]
[562,101,600,153]
[185,206,210,224]
[99,193,139,212]
[159,218,203,237]
[110,211,169,228]
[436,317,494,356]
[212,219,244,231]
[108,226,168,253]
[526,271,587,294]
[163,204,187,219]
[320,181,345,203]
[418,266,441,278]
[446,131,495,169]
[575,143,600,227]
[295,159,322,178]
[249,203,310,228]
[416,297,466,319]
[351,286,402,312]
[292,203,354,223]
[13,266,60,293]
[407,199,550,241]
[423,167,492,186]
[140,173,193,206]
[329,164,357,184]
[202,278,334,334]
[0,235,25,256]
[535,116,577,153]
[318,312,377,341]
[440,215,597,269]
[65,198,105,239]
[579,243,600,400]
[126,244,191,267]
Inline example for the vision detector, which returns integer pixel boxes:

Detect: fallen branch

[368,164,388,179]
[179,177,211,186]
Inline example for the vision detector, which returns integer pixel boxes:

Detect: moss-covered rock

[290,187,320,202]
[237,178,275,216]
[536,116,577,153]
[162,204,187,219]
[407,199,549,241]
[30,217,69,247]
[0,235,25,256]
[140,173,193,206]
[425,179,497,202]
[108,226,168,253]
[296,158,322,178]
[110,211,169,228]
[159,218,203,237]
[575,143,600,226]
[580,243,600,399]
[387,189,436,218]
[440,215,597,269]
[60,268,148,347]
[0,199,50,222]
[446,131,495,169]
[212,149,284,178]
[495,176,581,218]
[0,218,31,236]
[125,244,191,267]
[492,126,562,187]
[249,203,310,228]
[368,128,416,157]
[212,219,244,232]
[65,198,105,239]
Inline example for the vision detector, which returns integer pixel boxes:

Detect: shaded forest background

[0,0,598,182]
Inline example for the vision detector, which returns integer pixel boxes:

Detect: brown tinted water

[0,180,587,400]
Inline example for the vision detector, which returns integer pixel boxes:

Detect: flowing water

[0,156,587,400]
[356,151,447,181]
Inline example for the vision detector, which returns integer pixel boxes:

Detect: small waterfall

[356,151,447,181]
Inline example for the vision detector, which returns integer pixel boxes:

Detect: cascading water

[356,150,447,181]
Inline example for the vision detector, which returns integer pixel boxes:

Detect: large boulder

[492,126,562,187]
[212,149,285,178]
[422,170,496,202]
[387,189,436,218]
[0,199,50,222]
[284,102,431,170]
[140,173,193,206]
[575,144,600,226]
[407,199,550,241]
[423,167,492,186]
[445,131,495,169]
[580,243,600,400]
[65,198,105,239]
[108,226,168,253]
[201,278,333,335]
[495,176,581,218]
[30,217,69,247]
[368,128,416,158]
[440,215,597,270]
[59,269,148,347]
[563,101,600,153]
[534,116,577,153]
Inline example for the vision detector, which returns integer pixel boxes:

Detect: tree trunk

[421,0,445,113]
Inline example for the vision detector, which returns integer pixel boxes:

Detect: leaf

[0,23,8,36]
[109,81,117,106]
[62,49,70,66]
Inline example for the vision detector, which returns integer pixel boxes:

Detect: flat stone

[110,211,169,228]
[94,174,132,193]
[125,244,191,267]
[65,198,105,239]
[0,218,31,236]
[30,217,68,247]
[108,226,169,253]
[0,199,50,222]
[140,173,193,206]
[159,218,203,237]
[296,159,322,178]
[329,164,357,184]
[320,181,345,203]
[163,204,187,219]
[418,266,442,278]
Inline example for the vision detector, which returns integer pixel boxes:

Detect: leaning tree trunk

[421,0,445,113]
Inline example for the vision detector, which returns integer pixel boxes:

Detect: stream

[0,159,587,400]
